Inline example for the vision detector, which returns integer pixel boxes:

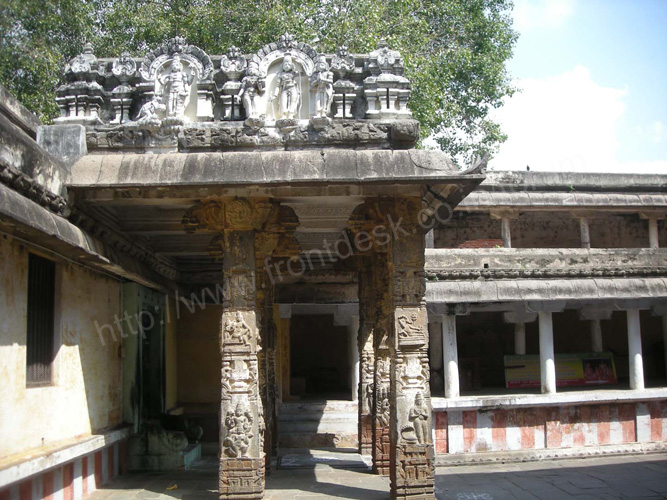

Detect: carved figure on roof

[112,52,136,83]
[158,54,193,118]
[310,56,333,118]
[272,54,301,120]
[239,66,265,121]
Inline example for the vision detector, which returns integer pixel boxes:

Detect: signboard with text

[504,352,617,389]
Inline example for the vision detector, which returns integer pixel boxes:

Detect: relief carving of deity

[158,54,193,118]
[223,403,254,457]
[377,386,390,428]
[310,57,333,118]
[239,66,265,121]
[397,312,426,346]
[408,392,429,444]
[272,55,301,120]
[398,313,422,338]
[223,312,252,345]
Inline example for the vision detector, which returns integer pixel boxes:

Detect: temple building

[0,35,665,500]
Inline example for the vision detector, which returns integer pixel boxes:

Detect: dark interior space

[290,314,351,400]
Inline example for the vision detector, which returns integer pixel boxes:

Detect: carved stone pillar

[254,267,273,472]
[358,262,375,455]
[349,198,434,497]
[390,198,434,499]
[372,252,393,476]
[219,229,264,499]
[182,198,299,499]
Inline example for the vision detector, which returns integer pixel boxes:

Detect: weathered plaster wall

[435,213,502,248]
[435,212,658,249]
[176,304,221,405]
[0,235,122,459]
[587,214,651,249]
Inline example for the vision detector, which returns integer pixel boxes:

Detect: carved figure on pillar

[224,311,252,345]
[223,403,254,458]
[408,392,429,445]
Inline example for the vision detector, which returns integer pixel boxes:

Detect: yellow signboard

[504,352,617,389]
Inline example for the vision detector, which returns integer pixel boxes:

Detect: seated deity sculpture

[224,311,251,345]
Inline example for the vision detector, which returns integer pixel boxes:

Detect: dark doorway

[141,307,165,419]
[290,314,351,400]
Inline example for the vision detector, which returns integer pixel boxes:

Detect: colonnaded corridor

[86,452,667,499]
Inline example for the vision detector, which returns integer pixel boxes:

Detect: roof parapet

[54,36,418,150]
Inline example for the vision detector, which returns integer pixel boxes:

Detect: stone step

[277,400,359,449]
[278,420,358,434]
[278,412,357,422]
[278,401,358,414]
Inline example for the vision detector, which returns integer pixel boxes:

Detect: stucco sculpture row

[56,35,411,133]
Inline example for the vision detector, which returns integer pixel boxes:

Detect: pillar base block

[390,443,435,499]
[360,413,373,455]
[219,457,265,500]
[373,425,391,476]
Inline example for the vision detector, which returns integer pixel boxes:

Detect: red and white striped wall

[0,432,128,500]
[435,400,667,455]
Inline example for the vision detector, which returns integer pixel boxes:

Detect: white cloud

[513,0,576,33]
[647,120,667,144]
[490,65,667,173]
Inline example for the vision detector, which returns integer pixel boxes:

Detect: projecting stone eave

[67,149,484,206]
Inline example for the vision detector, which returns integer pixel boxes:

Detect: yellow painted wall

[176,303,221,404]
[0,236,123,459]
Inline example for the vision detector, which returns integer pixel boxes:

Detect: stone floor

[87,452,667,499]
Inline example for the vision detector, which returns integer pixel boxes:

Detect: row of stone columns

[491,210,664,249]
[430,305,656,398]
[184,195,437,499]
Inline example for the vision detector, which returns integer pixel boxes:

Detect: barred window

[26,253,56,386]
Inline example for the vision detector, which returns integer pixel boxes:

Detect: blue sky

[491,0,667,172]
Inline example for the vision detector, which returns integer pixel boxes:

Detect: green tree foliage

[0,0,517,165]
